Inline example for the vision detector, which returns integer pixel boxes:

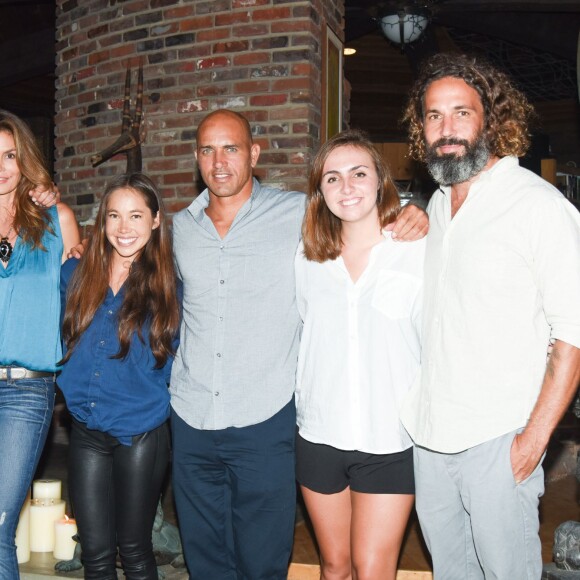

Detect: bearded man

[400,53,580,579]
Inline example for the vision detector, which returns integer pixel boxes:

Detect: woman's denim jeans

[0,376,55,578]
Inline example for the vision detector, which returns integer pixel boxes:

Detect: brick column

[54,0,344,221]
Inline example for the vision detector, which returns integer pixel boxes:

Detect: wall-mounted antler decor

[90,63,144,173]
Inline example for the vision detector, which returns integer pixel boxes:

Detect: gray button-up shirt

[170,178,305,430]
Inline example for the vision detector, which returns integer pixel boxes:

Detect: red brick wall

[55,0,344,222]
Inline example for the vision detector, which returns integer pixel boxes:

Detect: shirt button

[214,391,219,396]
[94,371,100,377]
[219,316,223,322]
[99,340,105,346]
[108,310,113,315]
[90,402,96,408]
[216,353,221,358]
[220,245,224,250]
[219,280,225,284]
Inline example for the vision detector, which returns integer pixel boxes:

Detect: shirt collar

[187,177,261,223]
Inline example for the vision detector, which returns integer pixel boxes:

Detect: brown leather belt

[0,367,55,381]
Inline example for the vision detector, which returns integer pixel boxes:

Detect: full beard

[425,133,491,186]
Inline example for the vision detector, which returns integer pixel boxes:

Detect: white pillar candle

[32,479,62,500]
[53,516,78,561]
[29,498,66,552]
[15,489,31,564]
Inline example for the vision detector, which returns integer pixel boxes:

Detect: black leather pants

[68,418,170,580]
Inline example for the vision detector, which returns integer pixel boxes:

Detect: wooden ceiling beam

[435,0,580,12]
[433,12,580,60]
[0,0,53,5]
[347,0,580,14]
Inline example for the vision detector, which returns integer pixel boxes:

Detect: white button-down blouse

[295,232,425,454]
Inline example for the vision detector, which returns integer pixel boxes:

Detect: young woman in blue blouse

[0,109,80,579]
[58,173,180,580]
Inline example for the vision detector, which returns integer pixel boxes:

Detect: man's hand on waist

[510,429,547,484]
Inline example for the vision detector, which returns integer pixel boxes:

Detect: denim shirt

[57,258,180,445]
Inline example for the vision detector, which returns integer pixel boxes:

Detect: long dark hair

[402,53,534,162]
[61,173,179,367]
[302,129,400,262]
[0,109,54,248]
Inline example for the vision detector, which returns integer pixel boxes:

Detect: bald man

[170,109,428,579]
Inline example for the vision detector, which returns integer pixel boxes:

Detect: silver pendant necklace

[0,225,14,263]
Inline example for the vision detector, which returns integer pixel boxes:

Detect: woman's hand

[29,184,61,207]
[56,203,81,263]
[67,239,88,260]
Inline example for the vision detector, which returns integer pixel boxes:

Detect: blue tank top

[0,206,63,371]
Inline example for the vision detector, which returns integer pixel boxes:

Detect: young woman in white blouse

[295,129,425,579]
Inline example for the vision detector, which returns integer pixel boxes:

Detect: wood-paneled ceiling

[343,0,580,163]
[0,0,579,161]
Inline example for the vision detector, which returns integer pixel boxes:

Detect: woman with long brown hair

[58,173,180,580]
[295,130,425,579]
[0,109,80,578]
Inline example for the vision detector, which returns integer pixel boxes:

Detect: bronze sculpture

[90,62,143,173]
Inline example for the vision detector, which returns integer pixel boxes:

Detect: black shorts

[296,434,415,495]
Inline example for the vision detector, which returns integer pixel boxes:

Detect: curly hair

[302,129,400,262]
[402,53,534,162]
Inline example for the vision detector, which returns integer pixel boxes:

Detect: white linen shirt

[295,232,425,454]
[401,156,580,453]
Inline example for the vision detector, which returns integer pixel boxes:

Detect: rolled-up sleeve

[529,192,580,348]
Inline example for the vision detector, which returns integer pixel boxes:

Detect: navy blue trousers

[171,399,296,580]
